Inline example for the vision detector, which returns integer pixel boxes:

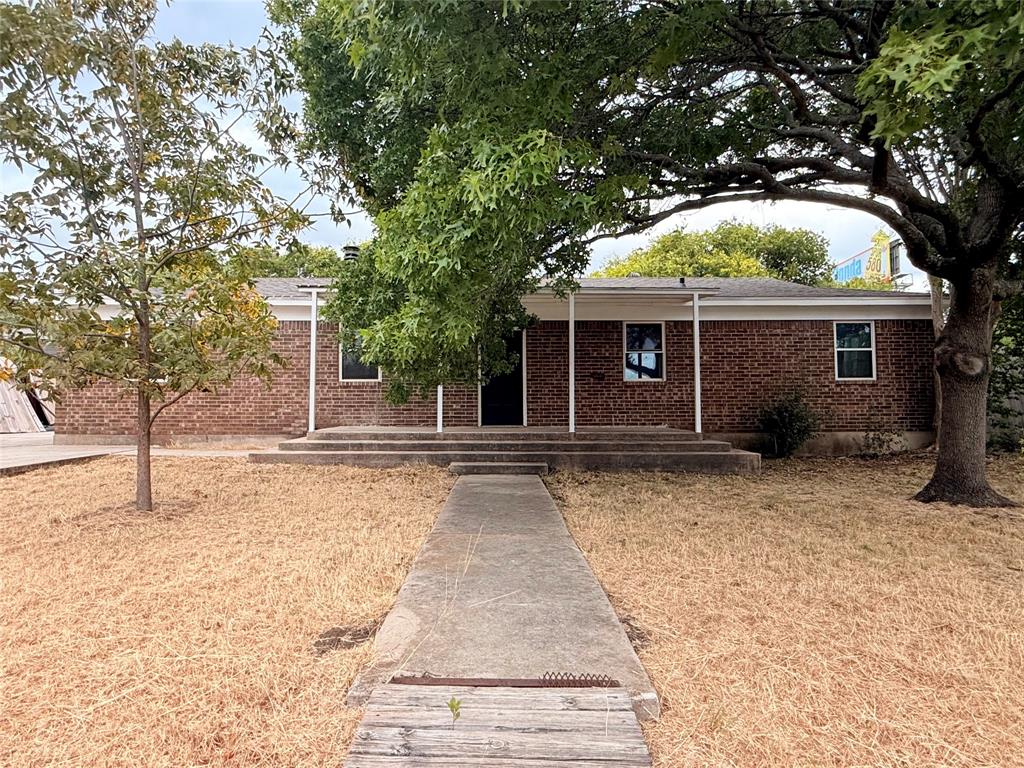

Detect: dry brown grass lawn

[551,455,1024,768]
[0,456,452,767]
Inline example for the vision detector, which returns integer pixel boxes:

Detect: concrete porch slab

[348,475,660,721]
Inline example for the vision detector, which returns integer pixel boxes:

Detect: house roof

[254,275,928,302]
[253,277,332,300]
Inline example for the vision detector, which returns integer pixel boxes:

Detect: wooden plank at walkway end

[344,684,652,767]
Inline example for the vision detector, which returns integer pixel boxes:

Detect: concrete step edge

[307,431,701,441]
[282,439,733,453]
[448,462,549,476]
[250,450,760,474]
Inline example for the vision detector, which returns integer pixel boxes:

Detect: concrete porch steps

[249,451,759,473]
[302,427,701,442]
[250,447,759,473]
[449,461,549,475]
[277,438,734,453]
[248,426,760,474]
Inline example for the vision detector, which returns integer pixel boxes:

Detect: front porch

[300,279,716,436]
[248,425,761,474]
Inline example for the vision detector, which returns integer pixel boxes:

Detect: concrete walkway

[0,432,268,476]
[0,432,130,476]
[343,474,657,766]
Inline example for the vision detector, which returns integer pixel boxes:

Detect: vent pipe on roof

[679,277,686,286]
[342,244,360,261]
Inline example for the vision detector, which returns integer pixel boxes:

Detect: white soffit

[101,293,931,322]
[519,292,931,322]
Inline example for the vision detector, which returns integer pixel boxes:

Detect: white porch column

[692,292,702,435]
[436,385,444,433]
[568,291,576,433]
[306,288,320,434]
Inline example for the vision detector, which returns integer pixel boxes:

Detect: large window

[834,321,875,381]
[624,322,665,381]
[340,338,381,382]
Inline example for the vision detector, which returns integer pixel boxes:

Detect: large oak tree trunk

[136,388,153,512]
[915,269,1017,507]
[928,276,945,448]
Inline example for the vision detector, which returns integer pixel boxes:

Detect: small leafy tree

[0,0,309,510]
[594,221,832,285]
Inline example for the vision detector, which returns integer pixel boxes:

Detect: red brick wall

[55,317,934,439]
[573,320,695,428]
[522,318,933,432]
[55,321,476,439]
[524,321,568,427]
[699,319,934,432]
[314,323,477,428]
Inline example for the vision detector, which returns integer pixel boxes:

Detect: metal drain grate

[539,671,618,688]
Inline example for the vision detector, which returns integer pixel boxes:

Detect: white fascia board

[533,287,712,298]
[708,295,931,307]
[266,294,330,321]
[523,292,932,322]
[116,290,931,324]
[523,294,692,321]
[97,296,324,322]
[698,302,931,321]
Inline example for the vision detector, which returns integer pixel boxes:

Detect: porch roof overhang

[522,284,717,322]
[534,286,719,299]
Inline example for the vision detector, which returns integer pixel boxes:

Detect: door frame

[477,329,528,427]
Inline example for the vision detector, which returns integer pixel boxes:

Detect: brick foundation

[55,318,934,441]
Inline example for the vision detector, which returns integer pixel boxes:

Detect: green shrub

[758,391,819,457]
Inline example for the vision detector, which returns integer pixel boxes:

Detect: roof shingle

[252,275,926,301]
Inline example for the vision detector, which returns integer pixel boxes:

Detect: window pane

[625,351,664,380]
[837,349,873,379]
[835,322,872,349]
[341,346,379,380]
[625,323,663,352]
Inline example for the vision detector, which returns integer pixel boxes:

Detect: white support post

[692,293,702,435]
[521,329,528,427]
[568,291,576,433]
[307,289,320,434]
[436,385,444,433]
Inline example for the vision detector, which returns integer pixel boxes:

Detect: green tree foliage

[594,222,831,285]
[227,242,345,279]
[0,0,308,510]
[989,297,1024,452]
[843,276,895,292]
[283,1,1023,506]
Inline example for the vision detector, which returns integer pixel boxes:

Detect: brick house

[56,276,935,454]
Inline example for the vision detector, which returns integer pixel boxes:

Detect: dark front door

[481,330,524,426]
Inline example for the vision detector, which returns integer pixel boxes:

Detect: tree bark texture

[928,277,945,449]
[135,388,153,511]
[915,269,1018,507]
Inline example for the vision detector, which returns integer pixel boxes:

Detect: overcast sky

[5,0,925,286]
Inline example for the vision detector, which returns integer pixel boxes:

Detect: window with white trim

[339,338,381,382]
[624,322,665,380]
[834,321,875,380]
